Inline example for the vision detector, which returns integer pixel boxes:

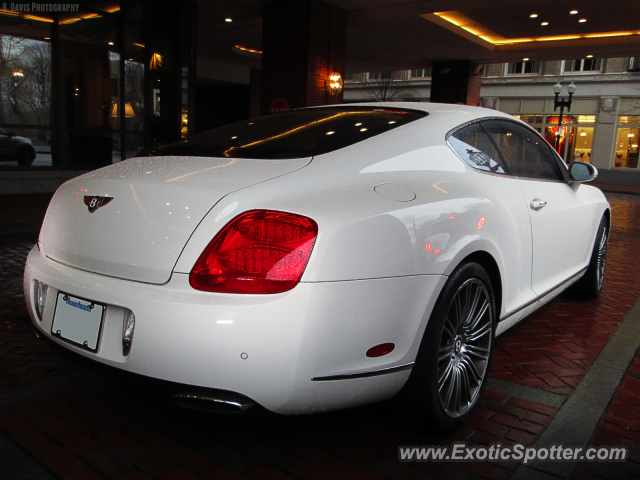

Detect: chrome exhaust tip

[172,389,255,414]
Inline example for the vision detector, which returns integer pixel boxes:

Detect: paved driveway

[1,192,640,480]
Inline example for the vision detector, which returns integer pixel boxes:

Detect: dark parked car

[0,128,36,166]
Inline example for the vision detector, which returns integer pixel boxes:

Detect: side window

[448,123,507,174]
[482,120,564,181]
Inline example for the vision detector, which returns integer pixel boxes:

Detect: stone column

[430,60,483,105]
[260,0,347,115]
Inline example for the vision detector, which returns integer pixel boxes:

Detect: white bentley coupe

[24,103,609,433]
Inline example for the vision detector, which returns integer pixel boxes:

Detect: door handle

[530,198,547,211]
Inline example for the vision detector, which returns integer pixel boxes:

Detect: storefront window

[512,114,543,132]
[614,117,640,169]
[0,0,196,170]
[545,115,594,163]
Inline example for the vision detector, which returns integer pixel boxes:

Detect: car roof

[305,102,518,129]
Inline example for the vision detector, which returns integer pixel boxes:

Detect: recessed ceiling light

[541,22,549,26]
[530,13,538,18]
[523,58,530,61]
[587,54,593,58]
[225,18,232,22]
[108,41,114,45]
[570,10,578,14]
[579,18,587,22]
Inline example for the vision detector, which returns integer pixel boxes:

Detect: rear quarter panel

[174,114,536,319]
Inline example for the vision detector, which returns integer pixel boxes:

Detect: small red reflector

[366,343,395,358]
[448,216,455,220]
[477,217,485,229]
[434,249,441,255]
[425,243,432,251]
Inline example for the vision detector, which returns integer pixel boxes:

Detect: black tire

[406,262,495,434]
[17,146,35,167]
[572,216,608,299]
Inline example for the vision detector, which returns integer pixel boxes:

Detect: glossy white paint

[522,179,605,296]
[25,246,442,413]
[25,102,610,415]
[40,156,311,284]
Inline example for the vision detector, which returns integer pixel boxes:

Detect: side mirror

[569,161,598,183]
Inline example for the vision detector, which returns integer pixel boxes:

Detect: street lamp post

[553,79,576,154]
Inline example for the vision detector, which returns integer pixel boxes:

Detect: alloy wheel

[437,278,493,418]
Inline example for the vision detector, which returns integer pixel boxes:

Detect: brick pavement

[0,192,639,479]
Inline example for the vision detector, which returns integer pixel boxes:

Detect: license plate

[52,293,105,352]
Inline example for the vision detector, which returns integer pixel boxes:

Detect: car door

[448,121,536,316]
[482,119,594,296]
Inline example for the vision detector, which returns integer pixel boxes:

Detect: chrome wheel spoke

[465,344,490,361]
[438,358,454,387]
[438,344,455,362]
[466,321,491,343]
[596,228,607,288]
[461,354,483,384]
[466,299,489,333]
[464,285,482,328]
[459,359,472,404]
[443,317,456,339]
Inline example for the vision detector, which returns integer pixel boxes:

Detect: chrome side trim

[311,362,414,381]
[499,267,587,324]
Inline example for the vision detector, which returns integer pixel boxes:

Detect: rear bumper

[24,246,445,414]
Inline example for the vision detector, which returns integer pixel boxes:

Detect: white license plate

[52,293,105,352]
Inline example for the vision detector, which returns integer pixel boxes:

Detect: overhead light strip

[423,11,640,49]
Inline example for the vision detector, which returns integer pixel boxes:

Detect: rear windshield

[148,107,427,159]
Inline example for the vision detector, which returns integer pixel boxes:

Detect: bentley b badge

[84,196,113,213]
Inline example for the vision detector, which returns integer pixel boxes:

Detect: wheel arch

[455,250,503,324]
[603,207,611,230]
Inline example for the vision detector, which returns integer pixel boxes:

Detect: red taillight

[189,210,318,294]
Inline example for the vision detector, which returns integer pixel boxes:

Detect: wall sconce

[325,69,343,96]
[112,102,135,118]
[150,52,164,70]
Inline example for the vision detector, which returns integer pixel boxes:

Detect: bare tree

[364,70,407,101]
[0,35,29,123]
[125,59,144,130]
[20,41,51,128]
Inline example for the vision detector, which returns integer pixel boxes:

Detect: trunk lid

[40,156,311,284]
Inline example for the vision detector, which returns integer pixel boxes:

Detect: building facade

[344,57,640,176]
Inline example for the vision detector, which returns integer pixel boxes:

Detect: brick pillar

[260,0,347,115]
[430,61,482,106]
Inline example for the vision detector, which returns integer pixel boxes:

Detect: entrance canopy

[198,0,640,72]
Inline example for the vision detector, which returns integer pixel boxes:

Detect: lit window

[619,116,640,126]
[507,61,541,74]
[613,116,640,169]
[563,58,601,73]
